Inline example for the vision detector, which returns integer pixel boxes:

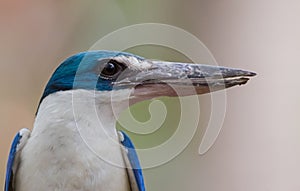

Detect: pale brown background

[1,0,300,190]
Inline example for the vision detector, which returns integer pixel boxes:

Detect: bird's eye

[100,60,123,79]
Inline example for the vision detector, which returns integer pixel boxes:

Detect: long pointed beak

[114,60,256,99]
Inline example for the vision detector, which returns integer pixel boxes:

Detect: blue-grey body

[5,50,255,191]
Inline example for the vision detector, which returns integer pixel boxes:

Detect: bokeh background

[1,0,300,190]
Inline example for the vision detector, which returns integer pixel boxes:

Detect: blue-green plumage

[40,51,144,104]
[5,132,21,191]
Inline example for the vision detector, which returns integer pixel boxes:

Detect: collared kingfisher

[4,50,255,191]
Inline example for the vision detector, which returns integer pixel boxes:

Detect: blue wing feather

[120,131,145,191]
[5,132,21,191]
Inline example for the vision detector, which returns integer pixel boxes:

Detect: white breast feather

[15,90,131,191]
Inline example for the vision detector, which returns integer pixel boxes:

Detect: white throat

[35,89,133,167]
[16,89,132,190]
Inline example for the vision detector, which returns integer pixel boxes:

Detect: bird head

[40,50,255,110]
[39,50,256,115]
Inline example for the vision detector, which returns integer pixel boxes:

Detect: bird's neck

[33,89,131,167]
[18,89,131,190]
[36,89,131,128]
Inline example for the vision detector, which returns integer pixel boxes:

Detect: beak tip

[247,71,257,77]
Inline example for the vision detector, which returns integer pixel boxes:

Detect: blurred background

[1,0,300,190]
